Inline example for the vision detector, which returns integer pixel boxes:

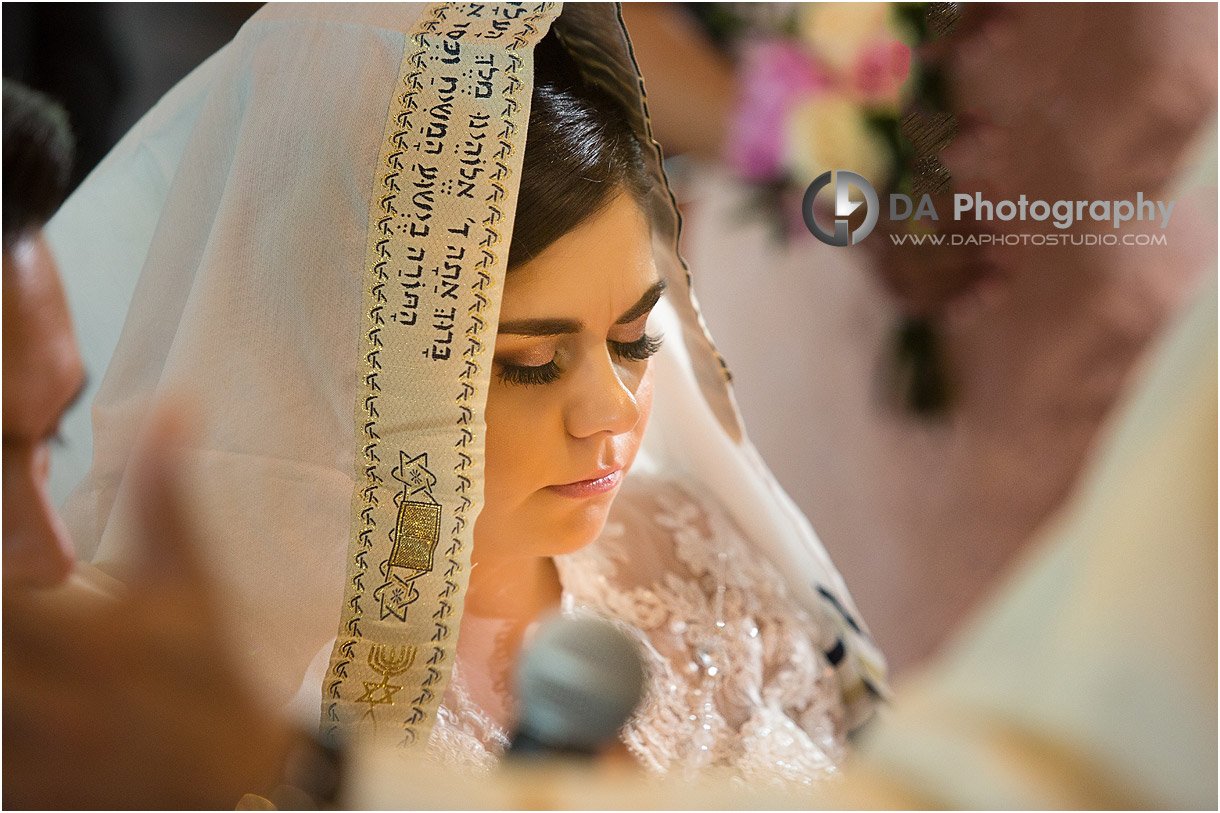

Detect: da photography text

[803,169,1176,248]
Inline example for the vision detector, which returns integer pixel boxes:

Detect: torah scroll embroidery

[374,451,442,622]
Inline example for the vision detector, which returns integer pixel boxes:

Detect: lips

[546,469,623,499]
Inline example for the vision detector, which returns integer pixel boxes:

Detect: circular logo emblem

[802,170,879,247]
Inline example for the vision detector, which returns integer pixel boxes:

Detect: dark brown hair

[507,33,652,270]
[3,79,74,250]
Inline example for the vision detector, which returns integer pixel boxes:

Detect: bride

[55,2,885,789]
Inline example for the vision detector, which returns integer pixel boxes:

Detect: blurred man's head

[3,79,84,587]
[872,3,1217,321]
[939,3,1217,204]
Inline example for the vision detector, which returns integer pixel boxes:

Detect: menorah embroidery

[356,644,417,720]
[374,450,442,621]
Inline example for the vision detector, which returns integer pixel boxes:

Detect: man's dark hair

[3,79,75,251]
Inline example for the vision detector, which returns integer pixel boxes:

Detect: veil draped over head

[52,2,884,758]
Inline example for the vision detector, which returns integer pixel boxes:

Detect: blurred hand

[3,411,296,809]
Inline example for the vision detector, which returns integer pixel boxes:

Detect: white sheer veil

[50,2,885,748]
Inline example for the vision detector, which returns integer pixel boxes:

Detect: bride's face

[478,193,662,563]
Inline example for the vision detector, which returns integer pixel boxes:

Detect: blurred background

[3,4,261,190]
[8,1,1216,679]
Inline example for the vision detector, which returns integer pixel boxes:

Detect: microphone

[509,614,648,757]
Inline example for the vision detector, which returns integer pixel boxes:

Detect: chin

[532,492,618,557]
[475,488,622,562]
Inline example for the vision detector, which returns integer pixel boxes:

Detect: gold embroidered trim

[324,7,441,746]
[325,1,558,751]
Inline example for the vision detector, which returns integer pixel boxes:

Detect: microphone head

[513,613,648,754]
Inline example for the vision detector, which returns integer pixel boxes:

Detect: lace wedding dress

[426,474,849,788]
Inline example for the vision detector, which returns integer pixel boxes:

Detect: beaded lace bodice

[424,476,849,788]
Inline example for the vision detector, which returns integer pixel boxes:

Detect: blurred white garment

[822,276,1217,809]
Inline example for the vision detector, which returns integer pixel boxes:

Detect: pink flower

[728,39,829,180]
[851,40,912,106]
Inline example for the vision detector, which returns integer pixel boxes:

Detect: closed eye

[495,359,562,386]
[495,332,662,387]
[609,332,663,362]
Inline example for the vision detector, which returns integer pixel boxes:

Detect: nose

[3,448,76,589]
[563,349,642,440]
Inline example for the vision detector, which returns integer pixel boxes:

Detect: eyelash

[496,360,563,387]
[495,333,664,387]
[610,333,664,362]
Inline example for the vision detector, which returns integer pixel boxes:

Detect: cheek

[624,362,655,464]
[637,362,655,425]
[482,384,556,501]
[32,443,50,481]
[2,447,19,536]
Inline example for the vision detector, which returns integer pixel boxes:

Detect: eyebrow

[498,278,667,337]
